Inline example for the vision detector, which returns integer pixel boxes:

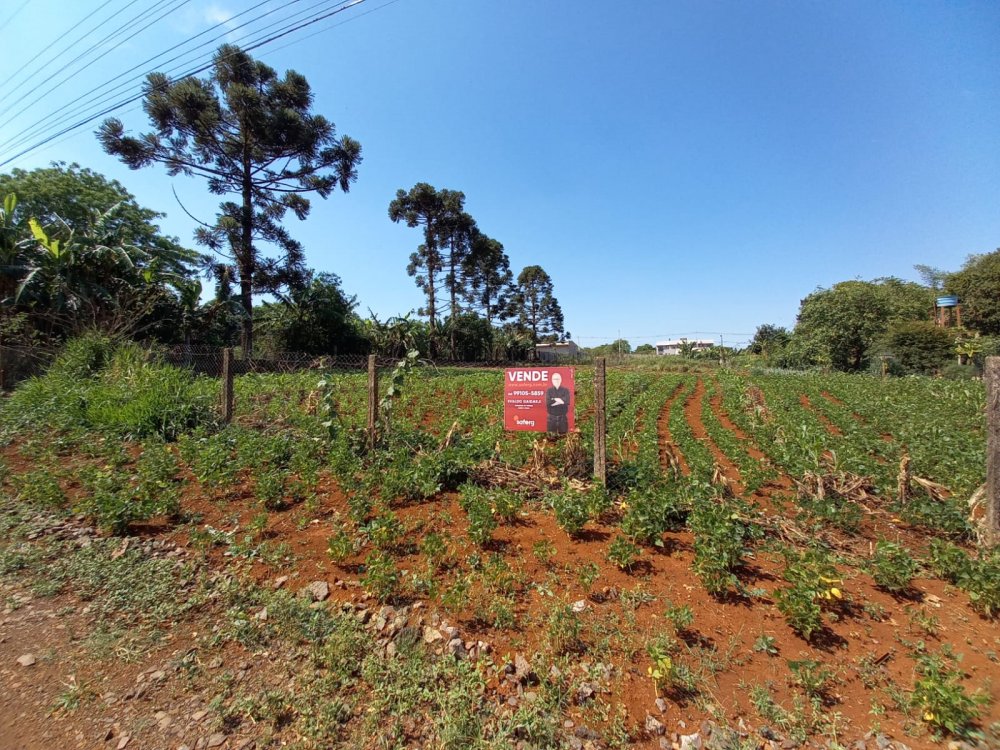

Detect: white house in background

[655,338,715,356]
[535,341,580,361]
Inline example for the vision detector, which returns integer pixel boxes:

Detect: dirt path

[655,381,689,476]
[799,393,843,436]
[708,388,794,492]
[683,378,743,492]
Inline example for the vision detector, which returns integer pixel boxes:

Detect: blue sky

[1,0,998,347]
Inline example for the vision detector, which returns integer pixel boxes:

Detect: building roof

[655,339,715,347]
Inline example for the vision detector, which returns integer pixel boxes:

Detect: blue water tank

[936,295,959,308]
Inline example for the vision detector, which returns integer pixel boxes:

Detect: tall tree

[513,265,564,344]
[791,278,930,371]
[463,229,513,324]
[946,250,1000,336]
[98,44,361,355]
[389,183,469,356]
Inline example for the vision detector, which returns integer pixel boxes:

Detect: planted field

[1,343,997,750]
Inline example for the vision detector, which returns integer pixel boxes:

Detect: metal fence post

[221,347,234,424]
[367,354,378,450]
[594,357,607,487]
[986,357,999,545]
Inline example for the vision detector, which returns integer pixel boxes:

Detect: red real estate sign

[503,367,575,433]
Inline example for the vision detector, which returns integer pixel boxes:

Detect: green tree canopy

[255,272,366,356]
[876,320,954,375]
[99,44,361,355]
[945,249,1000,335]
[513,265,564,344]
[791,278,931,371]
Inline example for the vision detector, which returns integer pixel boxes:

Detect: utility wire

[0,0,144,106]
[0,0,302,153]
[1,0,361,154]
[0,0,368,169]
[0,0,195,132]
[0,0,31,34]
[3,0,402,167]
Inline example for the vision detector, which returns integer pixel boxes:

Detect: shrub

[774,584,823,641]
[620,486,686,545]
[689,497,759,597]
[362,551,399,603]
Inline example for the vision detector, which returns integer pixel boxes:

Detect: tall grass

[1,335,217,441]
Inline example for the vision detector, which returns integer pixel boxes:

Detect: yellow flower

[923,711,935,722]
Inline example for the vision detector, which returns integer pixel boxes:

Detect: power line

[0,0,195,132]
[0,0,31,34]
[0,0,370,169]
[0,0,301,153]
[0,0,145,107]
[2,0,403,168]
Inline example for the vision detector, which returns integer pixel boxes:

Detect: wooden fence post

[367,354,378,450]
[986,357,999,545]
[221,347,234,424]
[594,357,607,487]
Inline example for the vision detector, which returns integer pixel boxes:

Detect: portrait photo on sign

[503,367,575,433]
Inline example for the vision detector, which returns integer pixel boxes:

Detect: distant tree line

[0,45,567,362]
[746,260,1000,377]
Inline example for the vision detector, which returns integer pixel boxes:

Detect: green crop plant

[689,494,760,597]
[362,550,400,603]
[912,648,988,738]
[458,483,498,547]
[870,541,918,594]
[607,535,641,571]
[550,488,591,537]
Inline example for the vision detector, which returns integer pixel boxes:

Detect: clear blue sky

[2,0,998,347]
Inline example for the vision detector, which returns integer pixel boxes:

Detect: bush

[912,649,987,737]
[550,489,591,537]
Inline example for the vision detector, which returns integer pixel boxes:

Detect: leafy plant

[870,541,918,593]
[550,489,591,536]
[607,535,641,571]
[912,649,987,737]
[362,550,399,603]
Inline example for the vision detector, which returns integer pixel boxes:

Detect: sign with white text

[503,367,575,433]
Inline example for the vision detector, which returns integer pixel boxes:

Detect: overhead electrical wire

[0,0,368,169]
[0,0,196,132]
[0,0,150,108]
[0,0,304,153]
[0,0,32,34]
[0,0,361,154]
[2,0,401,167]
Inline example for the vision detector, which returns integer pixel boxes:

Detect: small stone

[117,736,131,750]
[645,715,666,736]
[680,733,702,750]
[272,576,288,589]
[655,697,667,713]
[207,657,223,670]
[447,638,465,658]
[192,709,209,722]
[149,670,166,682]
[206,734,226,748]
[304,581,329,602]
[423,627,444,644]
[563,720,575,729]
[16,654,36,667]
[761,727,778,741]
[571,599,587,613]
[575,683,595,705]
[876,735,891,750]
[253,607,267,621]
[514,653,534,681]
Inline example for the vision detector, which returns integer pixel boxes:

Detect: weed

[753,634,779,656]
[577,561,600,591]
[327,530,356,563]
[545,602,584,655]
[532,539,556,567]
